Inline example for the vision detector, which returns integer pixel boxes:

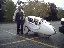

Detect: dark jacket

[15,12,24,21]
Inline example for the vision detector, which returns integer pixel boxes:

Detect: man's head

[18,6,21,12]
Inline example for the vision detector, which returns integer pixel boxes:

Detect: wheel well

[24,26,31,32]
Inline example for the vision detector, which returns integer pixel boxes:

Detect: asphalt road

[0,21,64,48]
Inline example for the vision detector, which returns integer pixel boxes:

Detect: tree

[57,9,64,19]
[24,1,50,18]
[48,3,58,21]
[35,2,50,18]
[24,1,37,16]
[4,1,16,22]
[24,1,58,21]
[0,1,4,22]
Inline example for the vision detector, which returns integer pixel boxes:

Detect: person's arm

[21,9,24,15]
[20,9,25,20]
[13,10,18,21]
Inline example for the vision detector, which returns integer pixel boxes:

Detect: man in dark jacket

[13,6,24,34]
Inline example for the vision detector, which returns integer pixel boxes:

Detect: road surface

[0,21,64,48]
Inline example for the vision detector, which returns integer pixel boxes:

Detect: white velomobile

[23,16,56,37]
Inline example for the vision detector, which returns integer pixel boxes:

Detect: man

[13,5,24,34]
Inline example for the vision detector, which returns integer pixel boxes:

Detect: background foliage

[0,0,64,22]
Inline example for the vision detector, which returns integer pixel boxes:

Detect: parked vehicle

[23,16,57,37]
[59,18,64,34]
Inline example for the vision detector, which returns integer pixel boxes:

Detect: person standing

[13,5,24,34]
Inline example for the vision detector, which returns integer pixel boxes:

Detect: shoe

[21,33,23,34]
[25,33,28,35]
[17,32,19,34]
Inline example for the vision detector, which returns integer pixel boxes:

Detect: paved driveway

[0,21,64,48]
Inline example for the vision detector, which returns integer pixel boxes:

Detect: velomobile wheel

[24,26,29,34]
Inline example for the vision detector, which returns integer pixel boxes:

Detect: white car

[23,16,56,37]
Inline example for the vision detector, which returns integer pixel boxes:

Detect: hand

[13,19,15,22]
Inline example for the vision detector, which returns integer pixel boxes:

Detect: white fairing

[24,16,56,35]
[39,21,55,35]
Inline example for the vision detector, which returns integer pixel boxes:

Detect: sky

[12,0,64,10]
